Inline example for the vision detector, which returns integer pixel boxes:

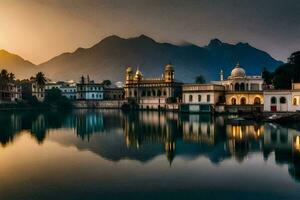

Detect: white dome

[230,63,246,78]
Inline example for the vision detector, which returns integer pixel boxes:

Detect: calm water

[1,110,300,200]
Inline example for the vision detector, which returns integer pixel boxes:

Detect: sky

[0,0,299,64]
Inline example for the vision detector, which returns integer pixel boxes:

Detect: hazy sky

[0,0,299,64]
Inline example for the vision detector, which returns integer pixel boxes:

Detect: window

[231,98,236,105]
[254,97,261,105]
[240,97,246,105]
[234,83,240,91]
[207,95,210,102]
[271,97,277,104]
[189,95,193,102]
[293,98,297,105]
[198,95,201,102]
[240,83,245,91]
[280,97,286,104]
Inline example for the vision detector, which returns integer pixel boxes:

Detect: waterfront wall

[73,100,126,109]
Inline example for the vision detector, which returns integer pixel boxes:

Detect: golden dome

[230,63,246,78]
[126,67,133,73]
[165,63,173,71]
[134,69,143,80]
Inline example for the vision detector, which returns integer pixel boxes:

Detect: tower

[164,63,174,83]
[125,67,133,84]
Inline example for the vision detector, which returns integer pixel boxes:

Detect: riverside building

[124,64,182,110]
[212,63,264,112]
[76,75,104,100]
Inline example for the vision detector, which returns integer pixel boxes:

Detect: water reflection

[1,110,300,182]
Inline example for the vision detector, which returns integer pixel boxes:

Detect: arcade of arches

[226,93,263,105]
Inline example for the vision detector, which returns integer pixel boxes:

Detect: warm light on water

[0,110,300,200]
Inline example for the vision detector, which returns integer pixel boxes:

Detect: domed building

[212,63,264,110]
[124,63,182,110]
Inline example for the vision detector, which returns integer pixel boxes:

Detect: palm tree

[0,69,10,85]
[8,72,15,82]
[35,72,47,86]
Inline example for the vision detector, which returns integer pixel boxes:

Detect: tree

[0,69,15,85]
[35,72,47,86]
[272,51,300,89]
[262,67,273,85]
[44,88,72,109]
[102,79,112,87]
[195,75,206,84]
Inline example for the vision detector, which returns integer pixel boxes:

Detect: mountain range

[0,35,283,83]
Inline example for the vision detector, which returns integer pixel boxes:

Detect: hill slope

[0,49,37,79]
[1,35,283,82]
[39,35,283,82]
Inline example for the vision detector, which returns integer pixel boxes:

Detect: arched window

[271,97,277,104]
[198,95,201,102]
[293,98,297,105]
[240,97,246,105]
[157,90,161,96]
[246,83,249,91]
[234,83,240,91]
[240,83,245,91]
[141,91,146,97]
[134,90,137,97]
[152,90,156,96]
[163,90,167,96]
[280,97,286,104]
[189,95,193,102]
[147,90,151,96]
[231,98,237,105]
[254,97,261,105]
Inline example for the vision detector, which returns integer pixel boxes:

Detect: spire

[220,69,224,81]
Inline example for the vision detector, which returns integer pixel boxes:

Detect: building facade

[32,82,45,101]
[212,63,264,112]
[181,84,225,112]
[103,87,124,100]
[263,83,300,112]
[60,82,77,100]
[0,82,22,102]
[124,64,182,110]
[76,76,104,100]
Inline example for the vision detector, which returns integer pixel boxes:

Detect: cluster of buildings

[1,62,300,113]
[124,63,300,113]
[0,75,124,104]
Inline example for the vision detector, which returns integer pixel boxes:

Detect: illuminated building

[124,63,182,110]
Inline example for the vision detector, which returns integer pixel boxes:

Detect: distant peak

[207,38,223,48]
[236,42,251,47]
[134,34,156,42]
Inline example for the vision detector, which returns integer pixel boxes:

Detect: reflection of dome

[134,69,143,80]
[230,63,246,78]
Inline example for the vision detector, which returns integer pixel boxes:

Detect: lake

[0,110,300,200]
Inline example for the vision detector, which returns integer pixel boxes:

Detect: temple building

[212,63,264,112]
[124,64,182,110]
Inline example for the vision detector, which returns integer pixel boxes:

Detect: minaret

[220,69,224,81]
[164,63,174,83]
[125,67,133,84]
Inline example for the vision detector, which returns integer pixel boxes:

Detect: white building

[76,75,104,100]
[264,83,300,112]
[60,82,77,100]
[32,82,45,101]
[181,84,225,112]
